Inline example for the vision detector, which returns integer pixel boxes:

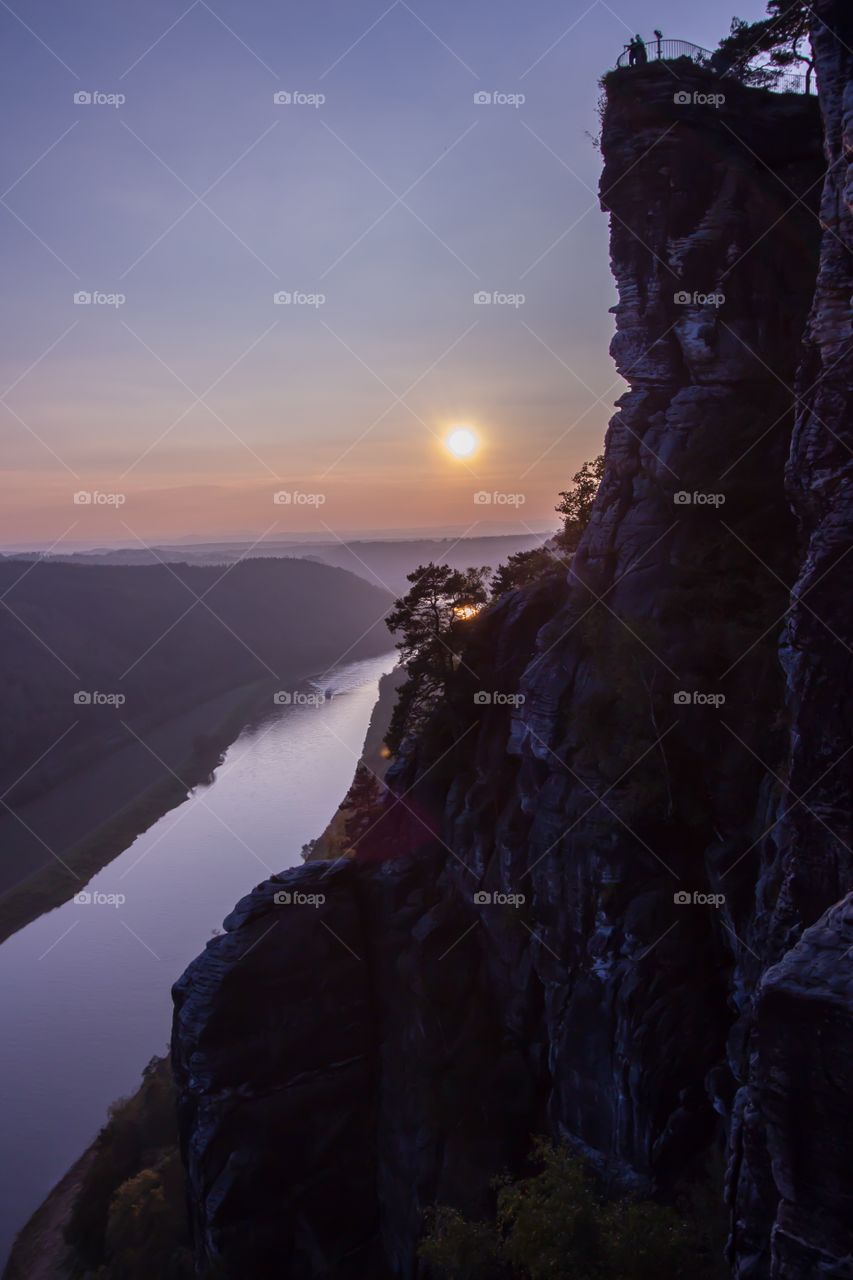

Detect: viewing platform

[615,36,814,94]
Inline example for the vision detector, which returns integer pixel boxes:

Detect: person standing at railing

[625,35,649,68]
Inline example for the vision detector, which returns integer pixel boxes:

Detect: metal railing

[616,37,708,68]
[615,37,813,94]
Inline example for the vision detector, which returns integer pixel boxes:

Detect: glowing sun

[445,426,479,459]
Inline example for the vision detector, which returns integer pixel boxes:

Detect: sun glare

[453,603,481,621]
[445,426,478,459]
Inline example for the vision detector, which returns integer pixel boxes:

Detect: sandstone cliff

[172,15,852,1278]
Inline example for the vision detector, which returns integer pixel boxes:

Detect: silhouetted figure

[626,37,638,66]
[634,34,648,65]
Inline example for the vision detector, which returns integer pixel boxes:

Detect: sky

[0,0,766,548]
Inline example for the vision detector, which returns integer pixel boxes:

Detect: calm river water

[0,651,396,1265]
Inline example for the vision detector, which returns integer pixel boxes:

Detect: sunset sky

[0,0,763,548]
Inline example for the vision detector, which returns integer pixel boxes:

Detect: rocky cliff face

[729,3,853,1276]
[172,17,852,1279]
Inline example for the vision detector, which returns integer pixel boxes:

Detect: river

[0,651,396,1266]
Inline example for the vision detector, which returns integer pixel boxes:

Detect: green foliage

[491,547,563,598]
[385,563,490,753]
[99,1151,193,1280]
[342,763,384,849]
[495,1141,603,1279]
[386,667,424,757]
[65,1055,190,1277]
[421,1207,504,1280]
[421,1140,703,1280]
[554,455,605,551]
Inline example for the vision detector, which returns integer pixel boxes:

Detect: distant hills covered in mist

[0,557,392,804]
[3,532,548,595]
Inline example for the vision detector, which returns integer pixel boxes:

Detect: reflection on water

[0,652,396,1264]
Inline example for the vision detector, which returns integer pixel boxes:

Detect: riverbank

[3,658,403,1276]
[2,1149,96,1280]
[3,1056,186,1280]
[0,652,397,1269]
[0,677,277,947]
[304,665,404,861]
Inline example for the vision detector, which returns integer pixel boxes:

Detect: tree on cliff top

[715,1,814,90]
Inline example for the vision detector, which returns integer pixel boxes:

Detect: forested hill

[5,532,545,595]
[0,557,392,801]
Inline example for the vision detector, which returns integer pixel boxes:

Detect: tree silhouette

[554,455,605,551]
[385,562,490,752]
[714,2,814,90]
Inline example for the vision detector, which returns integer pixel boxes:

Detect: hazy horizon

[0,519,558,555]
